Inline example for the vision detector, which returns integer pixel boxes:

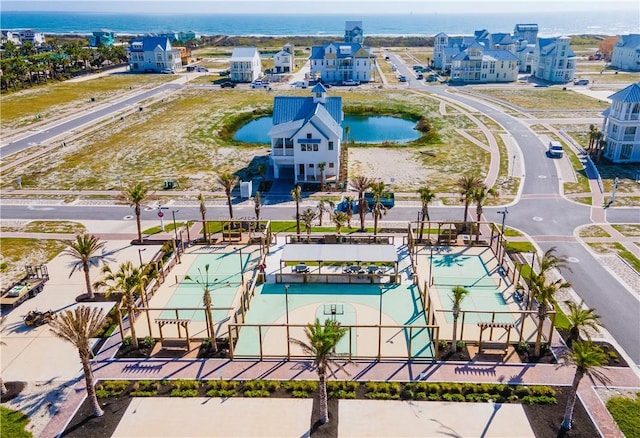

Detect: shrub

[521,395,557,405]
[171,380,200,391]
[606,395,640,438]
[207,380,239,391]
[130,390,157,397]
[455,340,466,352]
[507,395,519,402]
[243,380,279,392]
[330,390,356,399]
[414,392,427,400]
[427,383,441,394]
[201,338,212,350]
[400,389,414,400]
[96,380,129,397]
[282,381,317,392]
[442,393,465,402]
[607,350,620,362]
[133,380,159,392]
[122,336,133,347]
[438,340,448,351]
[291,390,309,398]
[244,390,271,397]
[206,389,237,398]
[170,389,199,397]
[427,393,440,401]
[514,385,531,398]
[531,386,556,397]
[365,392,400,400]
[139,336,156,349]
[516,341,529,354]
[540,342,550,354]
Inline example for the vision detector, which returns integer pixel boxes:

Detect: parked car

[251,82,272,90]
[574,79,589,85]
[220,81,236,88]
[548,140,564,158]
[416,73,424,80]
[196,66,209,72]
[398,74,407,82]
[160,68,175,74]
[342,79,360,86]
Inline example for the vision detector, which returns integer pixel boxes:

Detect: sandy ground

[350,148,436,190]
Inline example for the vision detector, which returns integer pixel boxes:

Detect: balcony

[272,148,294,156]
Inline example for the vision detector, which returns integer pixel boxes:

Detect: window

[329,163,334,168]
[309,163,314,168]
[620,144,632,160]
[328,141,334,150]
[301,145,307,151]
[307,133,312,139]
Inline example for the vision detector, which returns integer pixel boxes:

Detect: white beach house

[601,82,640,163]
[450,42,519,83]
[531,36,576,83]
[127,36,182,73]
[230,47,262,83]
[273,44,294,74]
[268,84,343,184]
[610,34,640,72]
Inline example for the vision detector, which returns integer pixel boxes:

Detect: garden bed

[61,379,598,437]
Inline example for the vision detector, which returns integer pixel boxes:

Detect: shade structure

[281,244,397,264]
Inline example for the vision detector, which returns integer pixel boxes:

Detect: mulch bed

[436,342,472,361]
[61,393,131,437]
[75,293,121,303]
[114,342,156,359]
[0,381,26,403]
[524,386,599,438]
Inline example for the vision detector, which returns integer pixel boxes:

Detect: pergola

[278,244,398,276]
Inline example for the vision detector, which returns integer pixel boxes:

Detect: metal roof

[231,47,259,61]
[608,82,640,103]
[281,244,397,263]
[272,96,343,125]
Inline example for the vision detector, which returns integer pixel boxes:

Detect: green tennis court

[159,252,250,322]
[430,253,514,324]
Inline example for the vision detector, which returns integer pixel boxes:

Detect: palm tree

[254,192,262,222]
[456,173,483,230]
[218,173,239,219]
[289,318,349,425]
[62,234,106,300]
[537,246,572,281]
[530,274,571,357]
[350,176,373,231]
[417,186,436,242]
[472,185,498,242]
[559,341,609,431]
[257,163,267,189]
[185,264,217,350]
[198,193,207,243]
[370,182,388,236]
[49,306,106,417]
[333,212,348,235]
[450,286,470,353]
[343,196,354,228]
[315,199,334,227]
[318,162,327,191]
[291,184,302,236]
[565,300,603,344]
[118,182,151,243]
[94,261,147,350]
[300,208,317,236]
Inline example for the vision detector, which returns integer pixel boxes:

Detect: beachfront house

[273,44,294,73]
[531,36,576,83]
[89,29,116,47]
[1,31,21,47]
[449,42,519,83]
[180,31,201,42]
[268,84,343,184]
[16,30,46,47]
[127,36,182,73]
[230,47,262,82]
[610,34,640,72]
[601,82,640,163]
[344,21,364,44]
[310,42,375,84]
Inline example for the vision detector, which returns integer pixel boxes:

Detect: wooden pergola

[477,321,516,354]
[156,318,192,350]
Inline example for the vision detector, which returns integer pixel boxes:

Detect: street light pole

[497,207,509,234]
[379,285,384,326]
[137,248,146,268]
[284,284,290,325]
[171,209,180,241]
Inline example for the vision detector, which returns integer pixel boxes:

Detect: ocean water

[2,11,639,37]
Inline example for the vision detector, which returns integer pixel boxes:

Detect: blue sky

[4,0,639,14]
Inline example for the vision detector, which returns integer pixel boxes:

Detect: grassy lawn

[0,85,493,194]
[142,221,191,236]
[606,393,640,438]
[563,148,592,195]
[0,74,175,131]
[505,241,536,253]
[0,406,32,438]
[578,225,610,238]
[552,302,571,330]
[0,238,66,287]
[470,88,610,112]
[588,242,640,272]
[611,224,640,237]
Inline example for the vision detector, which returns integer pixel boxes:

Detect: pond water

[233,115,420,144]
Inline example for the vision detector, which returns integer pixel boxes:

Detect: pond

[233,115,420,144]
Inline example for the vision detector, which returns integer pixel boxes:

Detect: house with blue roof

[601,82,640,163]
[127,36,182,73]
[89,29,115,47]
[344,21,364,44]
[268,84,343,183]
[230,47,262,82]
[532,36,576,83]
[610,34,640,72]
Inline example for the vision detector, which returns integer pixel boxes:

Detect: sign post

[158,206,166,231]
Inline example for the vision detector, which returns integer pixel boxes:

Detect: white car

[548,141,564,158]
[342,79,360,86]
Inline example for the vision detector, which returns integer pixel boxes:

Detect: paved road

[2,61,639,364]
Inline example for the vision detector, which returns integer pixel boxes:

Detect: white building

[450,42,519,83]
[268,84,343,184]
[601,82,640,163]
[1,31,21,46]
[344,21,364,44]
[310,42,375,84]
[610,34,640,72]
[273,44,294,74]
[230,47,262,83]
[532,36,576,83]
[127,36,182,73]
[19,30,46,46]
